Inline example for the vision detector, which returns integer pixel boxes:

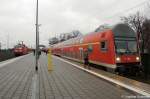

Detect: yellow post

[48,48,53,71]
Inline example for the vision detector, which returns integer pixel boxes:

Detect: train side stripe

[62,55,116,69]
[89,60,116,69]
[57,42,100,48]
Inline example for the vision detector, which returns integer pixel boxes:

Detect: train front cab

[112,24,141,74]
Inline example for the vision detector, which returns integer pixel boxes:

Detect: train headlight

[136,56,140,61]
[116,57,121,62]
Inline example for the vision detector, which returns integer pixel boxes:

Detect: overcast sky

[0,0,148,48]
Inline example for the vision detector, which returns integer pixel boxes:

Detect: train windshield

[115,40,137,54]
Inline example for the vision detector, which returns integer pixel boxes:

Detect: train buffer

[0,54,150,99]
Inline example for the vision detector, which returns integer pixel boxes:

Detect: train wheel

[15,54,19,57]
[129,66,141,76]
[116,66,127,75]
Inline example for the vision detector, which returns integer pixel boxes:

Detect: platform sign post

[48,48,53,71]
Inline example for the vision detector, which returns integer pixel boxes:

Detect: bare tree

[59,34,66,42]
[71,30,82,37]
[49,37,59,45]
[49,30,82,45]
[121,12,145,53]
[142,19,150,52]
[94,24,111,32]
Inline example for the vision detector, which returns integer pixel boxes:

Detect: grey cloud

[0,0,148,48]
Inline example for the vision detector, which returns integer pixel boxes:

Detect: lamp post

[35,0,39,71]
[6,33,9,50]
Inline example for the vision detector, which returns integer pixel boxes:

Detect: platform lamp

[35,0,39,71]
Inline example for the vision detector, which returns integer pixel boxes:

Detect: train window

[100,41,108,51]
[88,44,93,52]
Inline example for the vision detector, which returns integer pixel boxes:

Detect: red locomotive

[52,23,141,73]
[13,43,29,56]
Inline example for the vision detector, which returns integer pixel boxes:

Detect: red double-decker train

[52,23,141,73]
[13,43,29,56]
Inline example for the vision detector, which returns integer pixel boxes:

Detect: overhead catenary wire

[101,0,149,24]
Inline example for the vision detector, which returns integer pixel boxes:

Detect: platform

[0,53,141,99]
[58,55,150,96]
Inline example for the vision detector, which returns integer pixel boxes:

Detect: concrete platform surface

[58,55,150,96]
[0,54,139,99]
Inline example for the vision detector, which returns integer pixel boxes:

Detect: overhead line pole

[7,33,9,50]
[35,0,39,71]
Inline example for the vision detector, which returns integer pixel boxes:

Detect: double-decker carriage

[52,23,141,73]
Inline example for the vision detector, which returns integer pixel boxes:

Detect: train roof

[112,23,136,37]
[88,23,136,37]
[53,23,136,48]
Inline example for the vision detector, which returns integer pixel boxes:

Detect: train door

[79,48,83,60]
